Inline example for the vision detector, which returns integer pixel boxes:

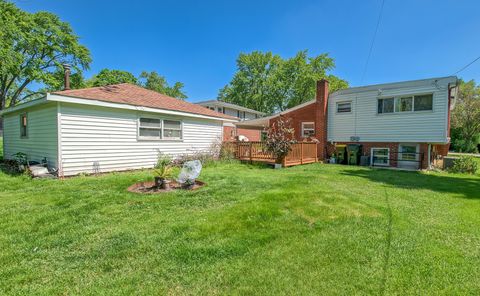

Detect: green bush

[450,156,478,174]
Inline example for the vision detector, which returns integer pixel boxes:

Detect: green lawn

[0,162,479,295]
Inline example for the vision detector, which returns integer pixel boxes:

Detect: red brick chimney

[63,64,71,90]
[315,79,329,160]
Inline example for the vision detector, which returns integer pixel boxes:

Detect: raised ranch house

[195,99,265,141]
[236,76,458,170]
[0,83,236,177]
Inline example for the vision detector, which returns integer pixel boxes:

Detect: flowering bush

[264,116,296,164]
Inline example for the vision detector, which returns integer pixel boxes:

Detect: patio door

[398,143,419,169]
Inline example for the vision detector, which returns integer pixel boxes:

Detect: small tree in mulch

[264,116,296,165]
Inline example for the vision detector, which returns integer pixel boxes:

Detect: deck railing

[233,141,318,167]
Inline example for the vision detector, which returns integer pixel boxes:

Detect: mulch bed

[127,180,205,194]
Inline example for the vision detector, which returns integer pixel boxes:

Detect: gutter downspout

[427,144,432,170]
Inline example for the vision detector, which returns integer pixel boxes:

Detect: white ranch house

[0,83,236,177]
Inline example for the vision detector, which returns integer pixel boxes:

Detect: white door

[398,143,420,169]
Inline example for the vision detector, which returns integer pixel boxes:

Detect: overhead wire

[360,0,386,84]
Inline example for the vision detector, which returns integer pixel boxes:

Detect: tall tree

[0,0,91,109]
[87,69,137,87]
[138,71,187,99]
[218,50,348,114]
[451,79,480,153]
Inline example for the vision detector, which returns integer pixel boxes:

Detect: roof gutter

[0,97,48,115]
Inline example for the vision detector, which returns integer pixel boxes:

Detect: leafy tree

[0,0,91,109]
[451,79,480,153]
[87,69,137,87]
[218,50,348,114]
[42,67,86,91]
[138,71,187,99]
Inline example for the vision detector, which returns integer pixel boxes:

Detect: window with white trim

[139,118,162,140]
[138,118,182,140]
[163,120,182,139]
[20,113,28,138]
[378,94,433,114]
[371,148,389,166]
[301,122,315,137]
[336,101,352,113]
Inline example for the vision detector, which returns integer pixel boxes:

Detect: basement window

[371,148,390,166]
[20,113,28,138]
[336,101,352,113]
[301,122,315,137]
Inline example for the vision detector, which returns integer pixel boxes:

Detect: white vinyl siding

[327,79,452,143]
[58,103,222,176]
[3,103,58,168]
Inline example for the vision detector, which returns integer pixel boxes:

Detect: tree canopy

[0,0,91,109]
[138,71,187,99]
[218,50,348,114]
[87,69,137,87]
[85,69,187,99]
[451,79,480,153]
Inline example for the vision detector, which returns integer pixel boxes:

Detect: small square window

[336,102,352,113]
[301,122,315,137]
[371,148,390,166]
[378,98,394,114]
[396,96,413,112]
[139,118,162,140]
[414,94,433,111]
[163,120,182,139]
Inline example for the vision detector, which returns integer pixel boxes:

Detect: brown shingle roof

[52,83,236,120]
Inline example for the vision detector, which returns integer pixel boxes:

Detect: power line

[453,55,480,75]
[360,0,386,84]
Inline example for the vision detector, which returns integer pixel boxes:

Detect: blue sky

[15,0,480,101]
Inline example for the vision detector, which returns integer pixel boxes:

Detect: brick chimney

[315,79,329,160]
[63,64,71,90]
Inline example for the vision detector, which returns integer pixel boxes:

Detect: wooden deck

[234,141,318,167]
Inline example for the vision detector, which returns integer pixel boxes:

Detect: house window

[378,94,433,114]
[20,113,28,138]
[371,148,389,166]
[139,118,162,139]
[399,144,417,161]
[336,102,352,113]
[301,122,315,137]
[396,96,413,112]
[378,98,395,114]
[163,120,182,139]
[414,94,433,111]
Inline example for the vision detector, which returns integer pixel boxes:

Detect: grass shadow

[341,168,480,199]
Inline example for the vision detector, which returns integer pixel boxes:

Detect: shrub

[264,116,296,164]
[450,156,478,174]
[154,153,173,179]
